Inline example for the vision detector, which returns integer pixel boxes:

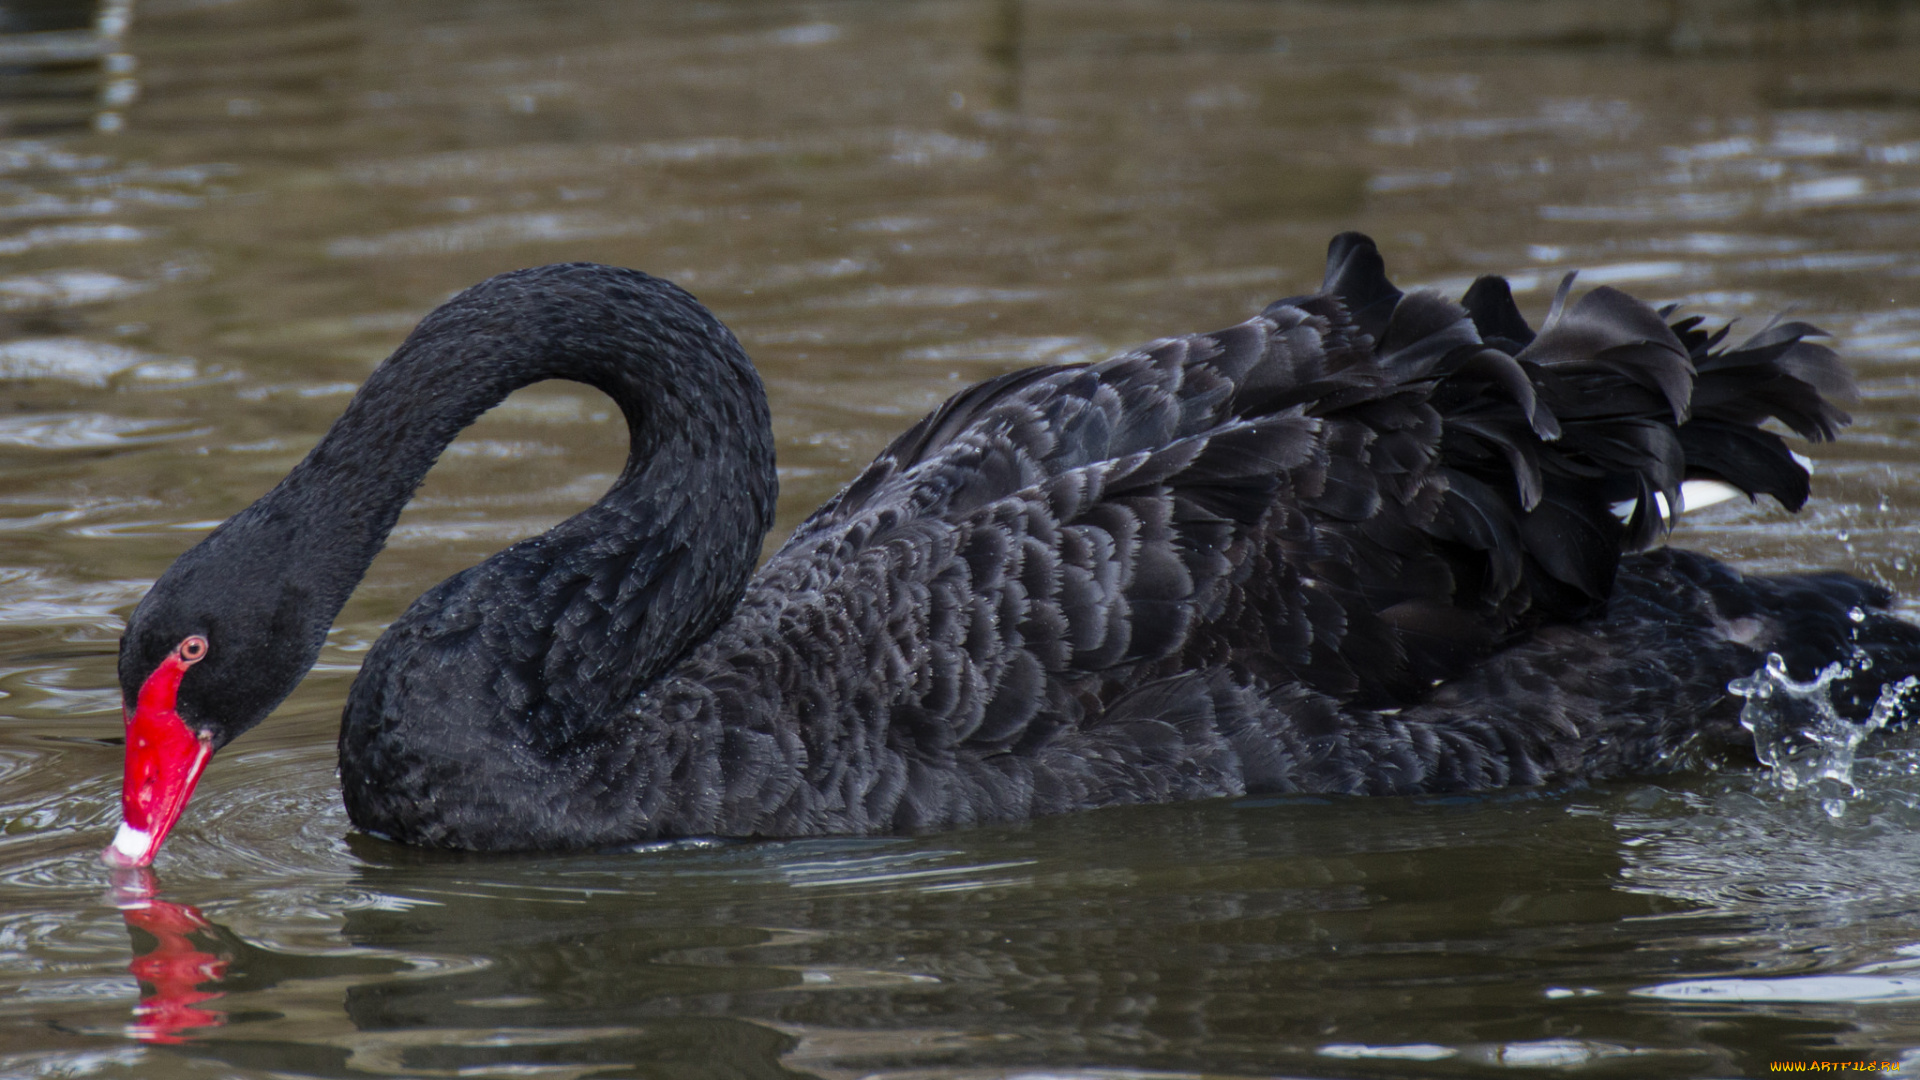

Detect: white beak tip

[101,822,155,869]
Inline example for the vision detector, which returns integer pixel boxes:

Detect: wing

[668,233,1850,833]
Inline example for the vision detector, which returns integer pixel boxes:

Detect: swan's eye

[178,635,208,663]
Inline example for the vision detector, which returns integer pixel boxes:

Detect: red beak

[104,644,213,868]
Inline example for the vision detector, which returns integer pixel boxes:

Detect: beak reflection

[107,867,229,1044]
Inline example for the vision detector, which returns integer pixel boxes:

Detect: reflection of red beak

[103,644,213,868]
[112,869,228,1043]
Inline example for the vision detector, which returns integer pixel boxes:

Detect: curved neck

[290,265,771,580]
[192,264,776,732]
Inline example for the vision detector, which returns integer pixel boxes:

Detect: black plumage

[116,233,1920,854]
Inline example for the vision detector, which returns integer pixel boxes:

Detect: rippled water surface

[5,1,1920,1076]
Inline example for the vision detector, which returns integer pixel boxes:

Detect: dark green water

[4,1,1920,1076]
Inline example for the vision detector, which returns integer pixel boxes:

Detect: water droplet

[1734,654,1919,800]
[1851,607,1868,623]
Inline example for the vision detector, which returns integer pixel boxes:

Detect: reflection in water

[39,785,1920,1077]
[109,869,228,1044]
[0,0,136,135]
[985,0,1024,112]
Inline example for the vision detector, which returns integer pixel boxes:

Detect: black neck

[293,264,773,645]
[147,264,776,744]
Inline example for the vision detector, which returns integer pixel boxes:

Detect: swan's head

[106,522,332,867]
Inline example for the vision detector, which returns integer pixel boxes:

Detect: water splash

[1729,644,1918,811]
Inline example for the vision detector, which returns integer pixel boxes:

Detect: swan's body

[108,233,1920,864]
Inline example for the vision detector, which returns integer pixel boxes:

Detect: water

[4,0,1920,1075]
[1731,650,1920,805]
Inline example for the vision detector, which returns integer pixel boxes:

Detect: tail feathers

[1689,326,1852,440]
[1519,284,1695,425]
[1677,420,1812,512]
[1320,231,1403,344]
[1670,321,1850,516]
[1462,275,1536,353]
[1315,233,1853,610]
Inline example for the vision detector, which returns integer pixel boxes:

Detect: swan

[105,232,1918,866]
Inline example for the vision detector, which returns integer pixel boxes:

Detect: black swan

[106,232,1920,866]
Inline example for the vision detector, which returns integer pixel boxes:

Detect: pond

[4,1,1920,1076]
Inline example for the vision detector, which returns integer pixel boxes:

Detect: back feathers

[780,232,1849,716]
